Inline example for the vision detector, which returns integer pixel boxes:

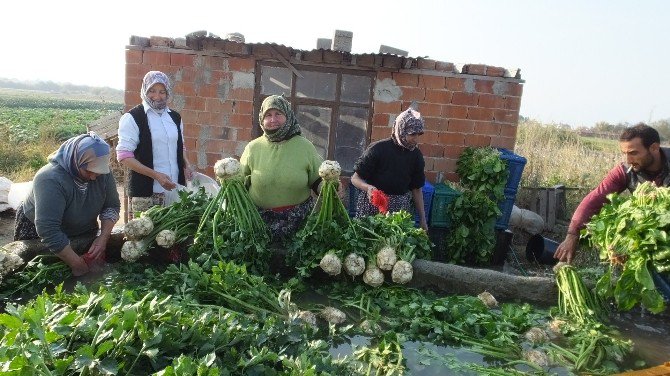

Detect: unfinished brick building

[123,31,524,187]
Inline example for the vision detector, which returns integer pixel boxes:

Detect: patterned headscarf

[392,108,425,151]
[259,95,301,142]
[48,132,111,192]
[140,71,170,111]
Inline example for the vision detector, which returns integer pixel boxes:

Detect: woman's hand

[184,165,194,181]
[56,245,90,276]
[366,186,377,200]
[155,172,176,190]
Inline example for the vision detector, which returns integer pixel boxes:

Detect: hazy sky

[2,0,668,127]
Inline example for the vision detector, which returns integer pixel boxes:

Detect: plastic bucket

[525,234,559,265]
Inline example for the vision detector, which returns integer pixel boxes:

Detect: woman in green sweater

[240,95,323,242]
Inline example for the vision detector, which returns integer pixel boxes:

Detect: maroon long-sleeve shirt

[568,162,668,234]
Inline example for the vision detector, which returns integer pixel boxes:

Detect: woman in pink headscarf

[116,71,194,215]
[350,108,428,231]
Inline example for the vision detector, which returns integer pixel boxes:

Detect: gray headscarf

[140,71,170,111]
[259,95,301,142]
[392,108,425,151]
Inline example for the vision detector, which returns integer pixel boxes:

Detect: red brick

[422,144,444,158]
[463,64,487,75]
[467,107,494,121]
[474,79,494,94]
[180,67,197,83]
[425,89,452,104]
[371,126,388,141]
[464,134,491,147]
[416,102,441,117]
[425,171,438,183]
[179,82,197,97]
[382,55,403,69]
[126,49,143,64]
[442,105,468,119]
[445,77,466,91]
[433,158,452,173]
[143,51,170,66]
[509,83,524,96]
[183,122,200,138]
[474,121,501,136]
[393,72,419,86]
[447,119,474,133]
[504,96,521,111]
[444,172,459,183]
[400,87,426,101]
[491,136,516,150]
[372,113,391,127]
[500,124,520,138]
[237,127,253,142]
[445,146,465,159]
[323,50,344,64]
[422,131,439,144]
[423,157,437,172]
[419,75,445,89]
[197,85,219,98]
[373,101,402,114]
[232,100,253,114]
[479,94,505,109]
[229,57,256,72]
[186,97,206,111]
[423,117,444,132]
[170,53,195,67]
[438,132,465,146]
[451,92,479,106]
[197,111,213,124]
[356,54,377,68]
[180,110,198,124]
[376,71,393,81]
[435,61,456,72]
[228,114,253,127]
[222,40,249,55]
[251,45,274,59]
[494,109,520,124]
[486,66,506,77]
[417,58,436,70]
[228,88,254,101]
[125,65,145,85]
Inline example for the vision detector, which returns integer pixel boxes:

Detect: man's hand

[555,233,579,263]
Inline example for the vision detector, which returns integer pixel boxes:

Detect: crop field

[0,91,122,181]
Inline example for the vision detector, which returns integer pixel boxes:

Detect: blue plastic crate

[414,180,434,227]
[495,188,517,230]
[430,183,461,228]
[497,148,527,193]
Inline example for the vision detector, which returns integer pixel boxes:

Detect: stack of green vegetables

[287,160,355,277]
[191,157,271,274]
[586,181,670,313]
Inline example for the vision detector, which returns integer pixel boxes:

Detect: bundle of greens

[586,182,670,313]
[353,211,432,287]
[554,263,607,322]
[121,189,209,263]
[287,160,353,277]
[191,157,271,274]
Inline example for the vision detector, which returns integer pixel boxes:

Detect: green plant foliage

[455,146,508,202]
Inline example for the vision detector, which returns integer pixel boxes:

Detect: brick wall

[125,35,524,182]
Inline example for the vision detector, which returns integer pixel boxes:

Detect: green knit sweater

[241,135,323,209]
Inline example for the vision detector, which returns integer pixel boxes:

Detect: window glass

[260,66,291,95]
[296,71,336,100]
[296,105,331,159]
[334,106,368,173]
[341,74,372,104]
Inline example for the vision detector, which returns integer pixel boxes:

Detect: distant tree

[651,119,670,142]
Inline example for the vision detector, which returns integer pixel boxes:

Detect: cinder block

[129,35,150,47]
[332,30,353,52]
[379,45,408,56]
[317,38,332,49]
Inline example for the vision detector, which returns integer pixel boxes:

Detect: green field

[0,90,123,181]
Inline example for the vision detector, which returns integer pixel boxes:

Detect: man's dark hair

[619,123,660,148]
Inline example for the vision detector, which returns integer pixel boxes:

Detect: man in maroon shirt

[555,123,670,263]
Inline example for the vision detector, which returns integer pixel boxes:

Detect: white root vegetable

[131,197,154,213]
[297,310,318,329]
[318,160,341,181]
[124,217,154,240]
[363,264,384,287]
[523,349,549,367]
[376,245,397,271]
[319,252,342,276]
[477,291,498,308]
[360,320,381,335]
[344,253,365,277]
[214,157,241,179]
[0,249,24,276]
[319,306,346,324]
[547,319,567,335]
[155,229,177,248]
[391,260,413,284]
[524,327,549,344]
[121,240,146,262]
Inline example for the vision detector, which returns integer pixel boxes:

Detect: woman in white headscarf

[116,71,194,215]
[350,108,428,231]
